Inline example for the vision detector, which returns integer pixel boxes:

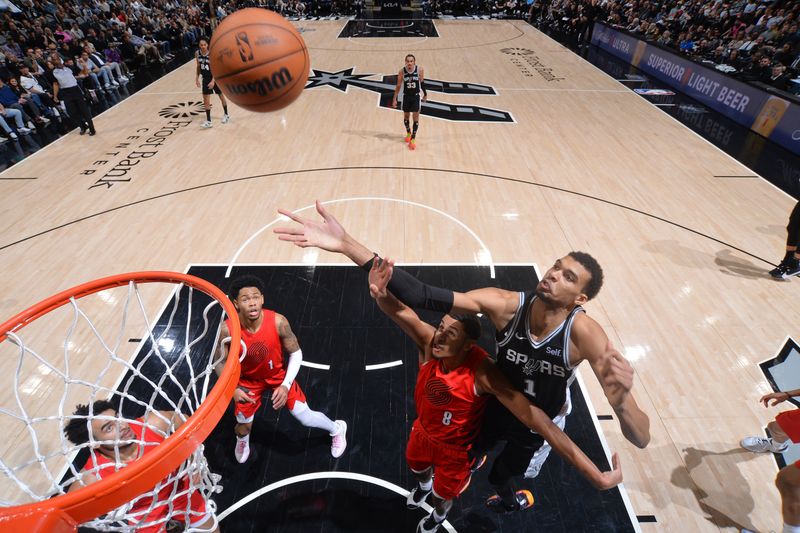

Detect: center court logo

[158,101,205,119]
[305,67,515,123]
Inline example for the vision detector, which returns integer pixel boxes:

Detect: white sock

[419,478,432,491]
[432,508,448,523]
[291,401,337,434]
[783,523,800,533]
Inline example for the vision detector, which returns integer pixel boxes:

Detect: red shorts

[405,421,472,501]
[234,378,307,422]
[130,487,209,533]
[777,409,800,443]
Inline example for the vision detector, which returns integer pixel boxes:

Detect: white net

[0,276,237,531]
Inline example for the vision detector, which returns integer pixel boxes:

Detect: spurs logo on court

[235,32,254,62]
[500,47,535,55]
[158,101,205,118]
[304,67,515,123]
[424,378,453,407]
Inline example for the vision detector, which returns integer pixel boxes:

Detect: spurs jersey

[197,51,212,82]
[402,65,420,98]
[415,345,489,448]
[496,291,583,421]
[225,309,284,382]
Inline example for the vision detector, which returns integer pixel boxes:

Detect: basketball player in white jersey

[392,54,427,151]
[274,201,651,513]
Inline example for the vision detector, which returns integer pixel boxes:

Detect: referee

[50,54,96,136]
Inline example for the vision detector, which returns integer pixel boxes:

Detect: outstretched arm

[369,257,434,363]
[476,359,622,490]
[274,201,520,329]
[574,318,650,448]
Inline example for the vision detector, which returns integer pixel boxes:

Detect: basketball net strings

[1,280,227,531]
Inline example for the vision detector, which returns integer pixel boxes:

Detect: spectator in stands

[0,78,36,127]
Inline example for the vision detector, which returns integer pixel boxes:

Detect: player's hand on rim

[274,200,348,252]
[271,385,289,410]
[369,257,394,299]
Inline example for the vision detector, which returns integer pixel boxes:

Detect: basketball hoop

[0,272,242,532]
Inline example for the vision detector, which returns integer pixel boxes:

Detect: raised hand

[369,257,394,300]
[274,200,348,253]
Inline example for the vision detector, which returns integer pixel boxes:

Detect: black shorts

[471,399,546,478]
[401,93,421,113]
[202,80,222,96]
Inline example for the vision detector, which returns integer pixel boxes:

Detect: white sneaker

[112,80,120,87]
[221,113,230,124]
[235,436,250,463]
[104,83,112,90]
[9,132,17,139]
[26,121,34,130]
[51,108,60,118]
[331,420,347,458]
[40,116,50,124]
[119,76,129,83]
[740,436,789,453]
[406,484,432,509]
[200,120,212,129]
[18,126,31,134]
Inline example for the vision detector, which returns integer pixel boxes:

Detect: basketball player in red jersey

[367,258,622,533]
[63,399,220,532]
[216,275,346,463]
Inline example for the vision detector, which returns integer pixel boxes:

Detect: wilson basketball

[209,8,310,112]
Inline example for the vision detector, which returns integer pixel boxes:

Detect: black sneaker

[486,489,534,514]
[416,514,442,533]
[769,259,800,279]
[407,484,432,509]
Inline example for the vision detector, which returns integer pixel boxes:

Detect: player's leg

[216,86,230,124]
[777,462,800,532]
[410,109,420,150]
[286,382,347,457]
[485,437,539,513]
[417,442,470,533]
[742,410,798,454]
[233,383,264,463]
[403,111,412,143]
[201,92,212,128]
[771,201,800,279]
[406,423,434,509]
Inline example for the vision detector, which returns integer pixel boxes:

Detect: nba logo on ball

[210,8,310,112]
[235,32,254,62]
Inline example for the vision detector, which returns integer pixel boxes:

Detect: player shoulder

[569,312,607,358]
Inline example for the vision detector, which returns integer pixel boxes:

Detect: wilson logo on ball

[235,32,254,63]
[224,67,293,96]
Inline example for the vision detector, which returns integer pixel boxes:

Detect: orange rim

[0,271,241,528]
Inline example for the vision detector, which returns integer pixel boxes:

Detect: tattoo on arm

[278,315,301,352]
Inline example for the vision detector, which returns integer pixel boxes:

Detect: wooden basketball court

[0,19,794,532]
